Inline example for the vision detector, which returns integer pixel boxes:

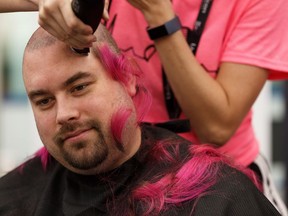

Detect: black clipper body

[71,0,105,54]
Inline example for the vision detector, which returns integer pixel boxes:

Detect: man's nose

[56,99,80,125]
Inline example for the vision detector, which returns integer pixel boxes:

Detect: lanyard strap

[188,0,214,54]
[163,0,213,120]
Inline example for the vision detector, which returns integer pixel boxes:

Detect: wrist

[147,16,181,40]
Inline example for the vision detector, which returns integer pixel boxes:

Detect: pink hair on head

[96,45,151,122]
[133,86,152,123]
[98,45,152,143]
[97,45,141,86]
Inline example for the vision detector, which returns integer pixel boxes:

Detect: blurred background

[0,12,287,206]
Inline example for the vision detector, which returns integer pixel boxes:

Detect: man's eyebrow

[63,71,93,87]
[28,72,93,100]
[28,90,49,101]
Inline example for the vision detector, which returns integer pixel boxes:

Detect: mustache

[53,120,101,145]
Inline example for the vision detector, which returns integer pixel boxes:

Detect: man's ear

[125,74,137,97]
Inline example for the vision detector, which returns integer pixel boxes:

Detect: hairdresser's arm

[127,0,268,146]
[36,0,109,48]
[0,0,109,49]
[0,0,37,12]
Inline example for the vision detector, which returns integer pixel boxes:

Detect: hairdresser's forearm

[0,0,38,12]
[155,32,236,145]
[154,32,267,145]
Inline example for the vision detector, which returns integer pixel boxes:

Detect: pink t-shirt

[106,0,288,166]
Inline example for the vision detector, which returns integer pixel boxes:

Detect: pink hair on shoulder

[131,143,261,215]
[34,147,50,170]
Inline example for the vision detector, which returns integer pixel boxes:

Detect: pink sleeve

[222,0,288,80]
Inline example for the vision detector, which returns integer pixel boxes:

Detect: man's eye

[72,84,88,93]
[36,98,52,107]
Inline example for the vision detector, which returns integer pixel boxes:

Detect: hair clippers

[71,0,105,55]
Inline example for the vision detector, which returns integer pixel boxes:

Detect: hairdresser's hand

[126,0,175,27]
[38,0,109,49]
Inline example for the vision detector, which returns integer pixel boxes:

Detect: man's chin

[61,147,108,171]
[70,157,106,171]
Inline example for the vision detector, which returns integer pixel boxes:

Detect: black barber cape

[0,125,281,216]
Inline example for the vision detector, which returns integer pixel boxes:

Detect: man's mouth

[62,128,93,143]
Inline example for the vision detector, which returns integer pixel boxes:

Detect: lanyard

[163,0,213,119]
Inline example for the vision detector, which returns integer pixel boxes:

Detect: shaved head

[24,24,120,55]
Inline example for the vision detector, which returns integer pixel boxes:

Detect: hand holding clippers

[71,0,105,54]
